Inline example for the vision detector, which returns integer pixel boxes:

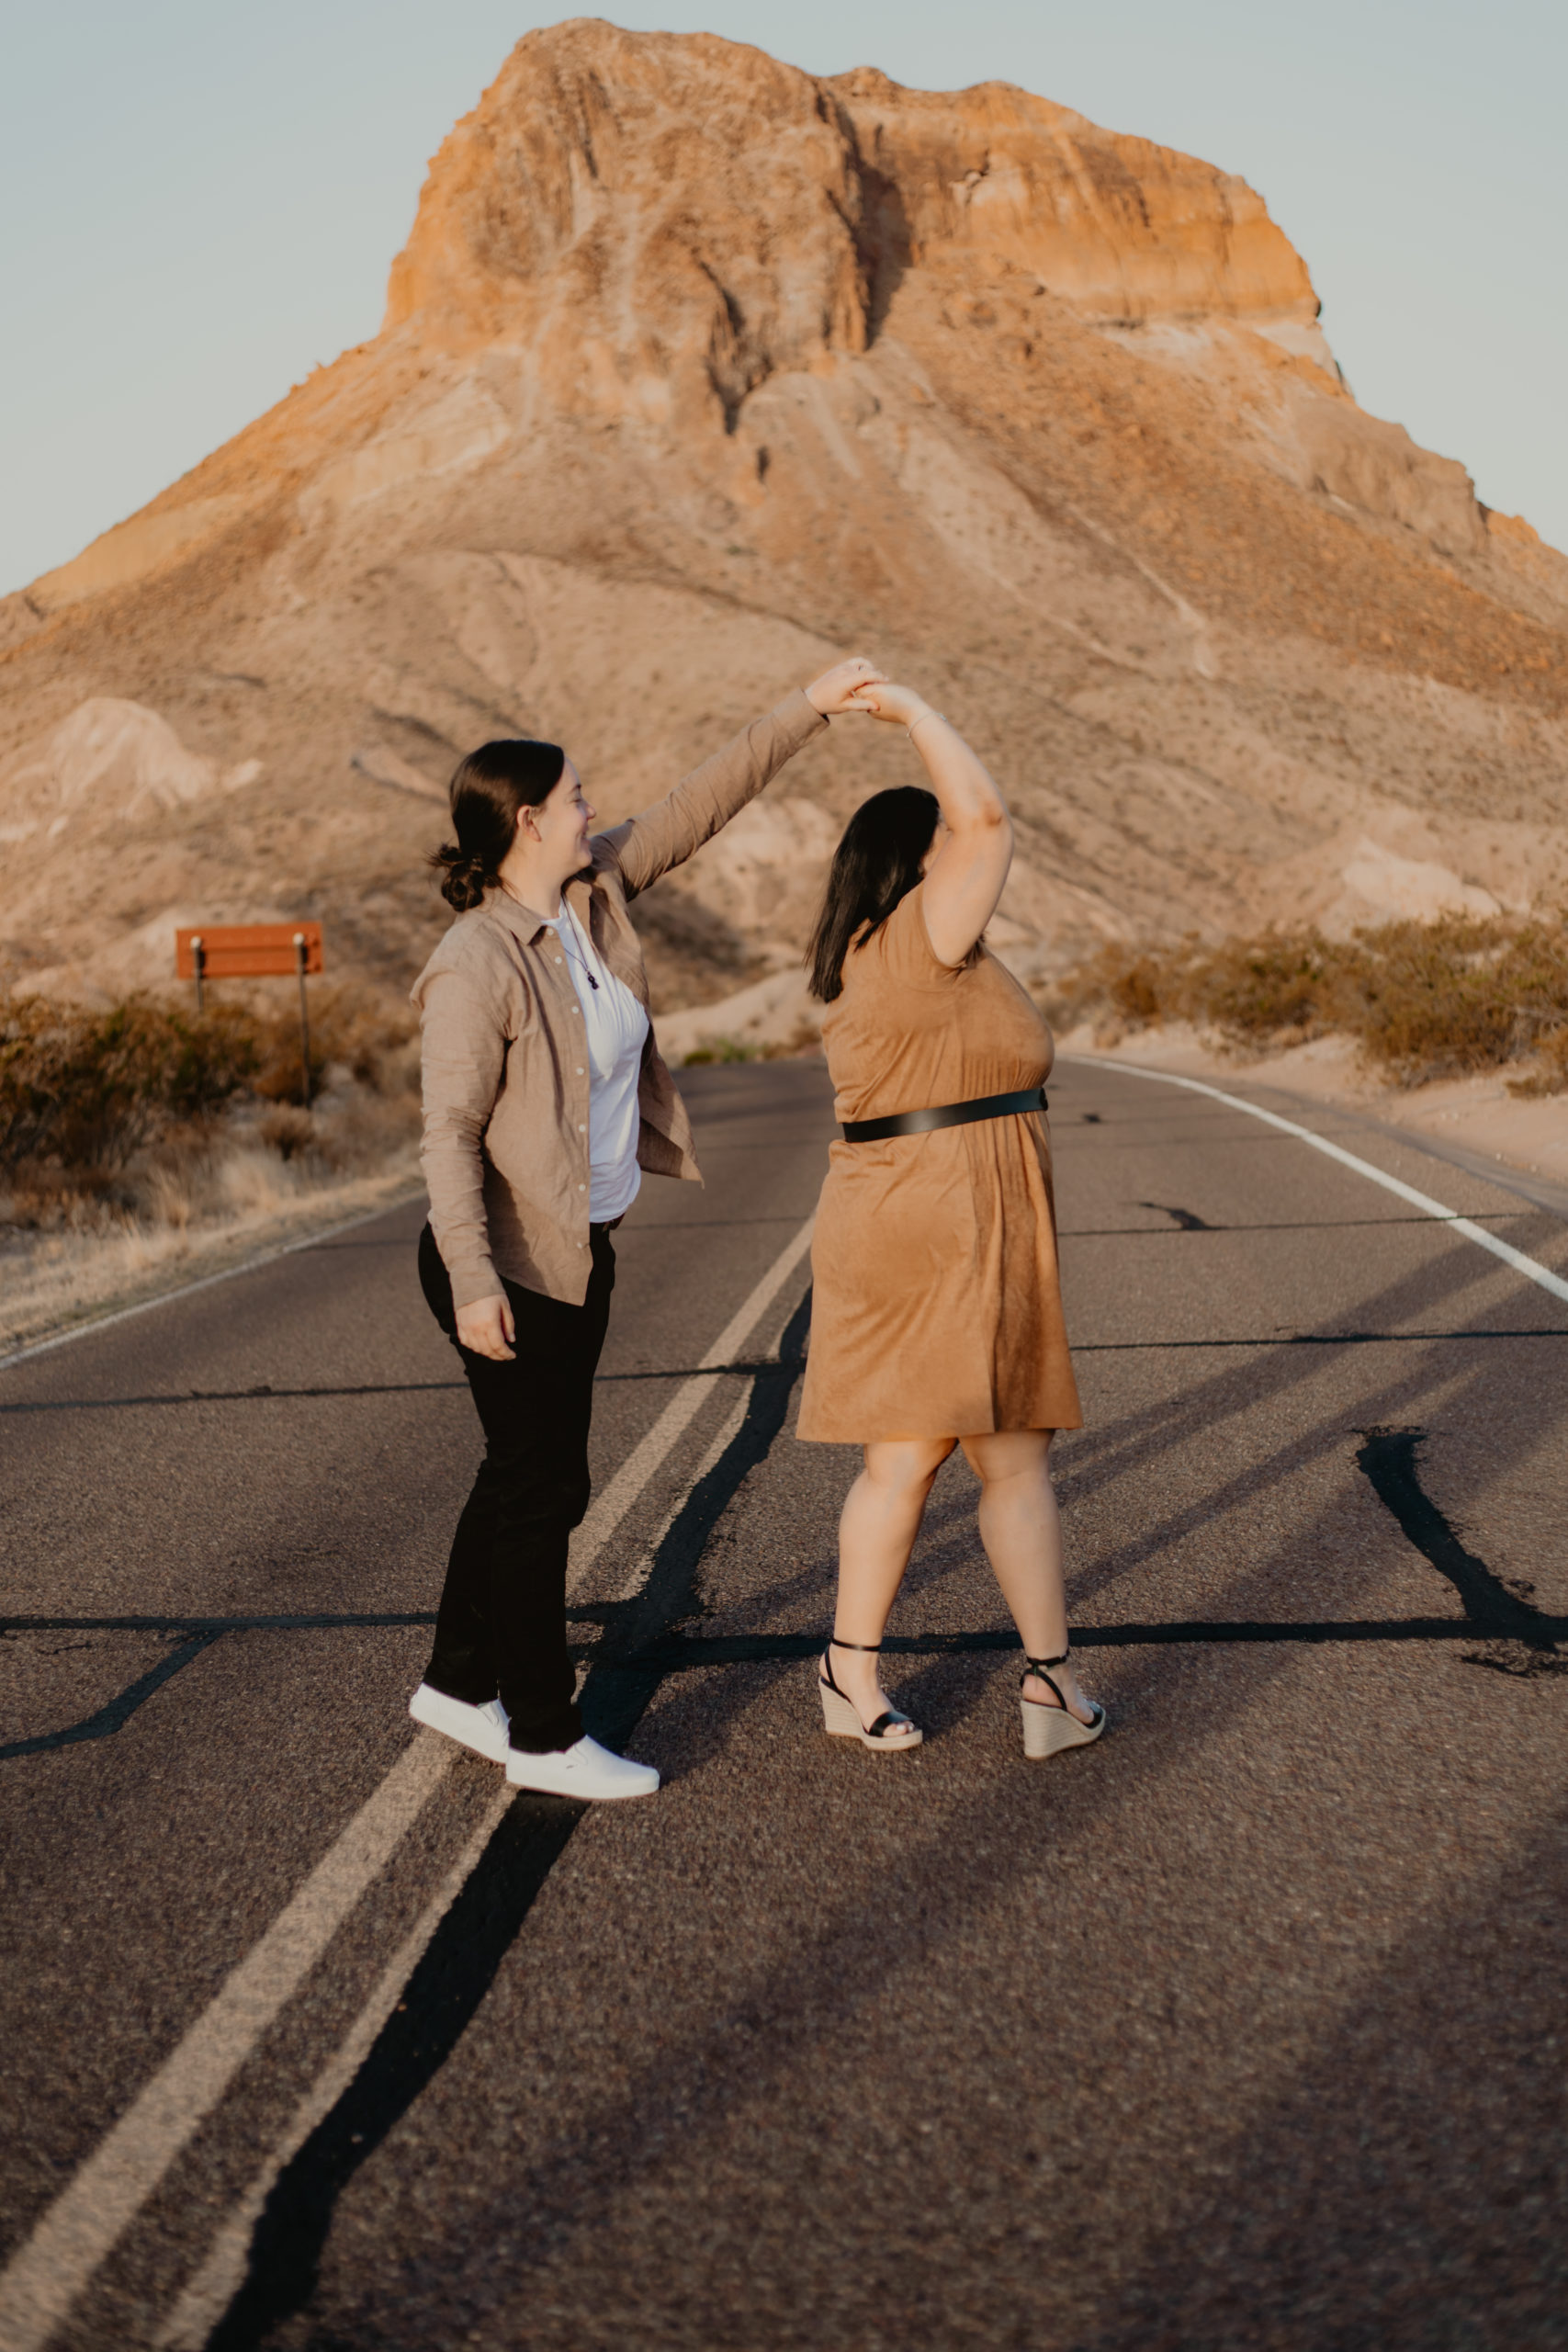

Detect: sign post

[294,933,312,1106]
[175,924,325,1106]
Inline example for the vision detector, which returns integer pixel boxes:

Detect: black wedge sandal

[818,1638,922,1751]
[1020,1648,1107,1759]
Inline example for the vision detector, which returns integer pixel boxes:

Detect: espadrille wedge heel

[1020,1649,1106,1760]
[818,1638,922,1751]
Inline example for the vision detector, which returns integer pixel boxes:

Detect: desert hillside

[3,17,1566,1014]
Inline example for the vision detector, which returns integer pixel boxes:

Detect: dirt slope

[3,17,1565,1012]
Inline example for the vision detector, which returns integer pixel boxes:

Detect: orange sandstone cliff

[2,19,1564,1008]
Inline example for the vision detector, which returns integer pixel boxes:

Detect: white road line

[568,1214,815,1588]
[0,1192,423,1374]
[1067,1057,1568,1306]
[0,1211,816,2352]
[152,1785,513,2352]
[0,1735,454,2352]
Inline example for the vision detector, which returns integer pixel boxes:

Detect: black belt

[840,1085,1047,1143]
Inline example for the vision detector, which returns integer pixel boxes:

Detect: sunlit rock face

[382,29,1318,413]
[2,18,1564,1006]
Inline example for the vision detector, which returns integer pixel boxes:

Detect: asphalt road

[3,1057,1566,2352]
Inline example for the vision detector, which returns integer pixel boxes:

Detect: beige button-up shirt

[412,689,828,1309]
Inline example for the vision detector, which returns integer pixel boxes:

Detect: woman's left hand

[806,657,888,716]
[840,679,931,729]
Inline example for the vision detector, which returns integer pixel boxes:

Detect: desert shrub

[1046,943,1178,1032]
[682,1021,821,1067]
[0,994,260,1174]
[1333,917,1513,1080]
[1182,931,1347,1046]
[1045,912,1568,1091]
[682,1036,759,1065]
[1045,930,1349,1044]
[0,978,423,1219]
[1101,950,1169,1026]
[247,986,418,1104]
[1506,1020,1568,1098]
[256,1104,315,1160]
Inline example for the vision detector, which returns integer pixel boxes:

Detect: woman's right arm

[601,660,885,900]
[418,963,516,1361]
[849,683,1013,966]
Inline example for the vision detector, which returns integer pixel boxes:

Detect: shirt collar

[486,887,551,946]
[487,866,597,947]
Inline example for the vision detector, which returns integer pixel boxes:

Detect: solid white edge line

[0,1211,817,2352]
[0,1190,424,1375]
[1065,1056,1568,1306]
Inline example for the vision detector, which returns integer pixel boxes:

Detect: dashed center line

[0,1214,816,2352]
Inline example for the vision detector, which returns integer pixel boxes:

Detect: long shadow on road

[203,1292,815,2352]
[210,1247,1568,2346]
[119,1152,1568,2349]
[266,1484,1568,2350]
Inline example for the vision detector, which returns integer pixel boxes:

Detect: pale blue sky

[4,1,1563,595]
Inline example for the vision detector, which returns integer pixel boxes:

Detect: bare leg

[959,1430,1096,1724]
[829,1437,954,1726]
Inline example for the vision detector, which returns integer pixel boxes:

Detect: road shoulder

[1058,1028,1568,1221]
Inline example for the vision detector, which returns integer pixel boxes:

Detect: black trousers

[418,1222,615,1752]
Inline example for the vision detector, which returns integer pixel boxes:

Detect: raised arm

[599,659,886,899]
[848,682,1012,966]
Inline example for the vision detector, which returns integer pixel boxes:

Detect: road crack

[1355,1426,1562,1673]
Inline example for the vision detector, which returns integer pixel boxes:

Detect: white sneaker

[504,1734,660,1801]
[409,1682,510,1764]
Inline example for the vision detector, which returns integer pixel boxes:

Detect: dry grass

[1043,912,1568,1093]
[0,1154,422,1358]
[0,981,423,1353]
[682,1021,820,1067]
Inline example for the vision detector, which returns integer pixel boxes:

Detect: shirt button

[555,956,563,965]
[578,1123,586,1133]
[578,1182,586,1191]
[576,1067,584,1076]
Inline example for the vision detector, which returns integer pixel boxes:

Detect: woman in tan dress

[796,681,1104,1761]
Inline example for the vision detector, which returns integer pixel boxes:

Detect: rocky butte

[2,17,1565,1014]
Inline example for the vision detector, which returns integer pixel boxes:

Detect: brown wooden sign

[175,923,323,979]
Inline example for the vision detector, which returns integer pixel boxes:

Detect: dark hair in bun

[430,738,567,911]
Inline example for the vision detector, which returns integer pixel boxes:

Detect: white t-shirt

[547,900,649,1223]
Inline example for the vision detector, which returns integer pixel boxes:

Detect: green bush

[0,996,261,1174]
[246,986,417,1104]
[1046,912,1568,1091]
[0,983,420,1182]
[682,1036,759,1066]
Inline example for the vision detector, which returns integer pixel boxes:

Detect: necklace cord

[555,909,600,989]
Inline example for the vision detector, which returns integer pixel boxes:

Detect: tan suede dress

[796,886,1082,1442]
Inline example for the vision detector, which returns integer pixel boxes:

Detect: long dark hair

[806,786,940,1001]
[430,739,567,911]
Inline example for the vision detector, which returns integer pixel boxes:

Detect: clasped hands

[806,658,930,729]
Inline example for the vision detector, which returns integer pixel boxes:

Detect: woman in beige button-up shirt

[407,659,881,1804]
